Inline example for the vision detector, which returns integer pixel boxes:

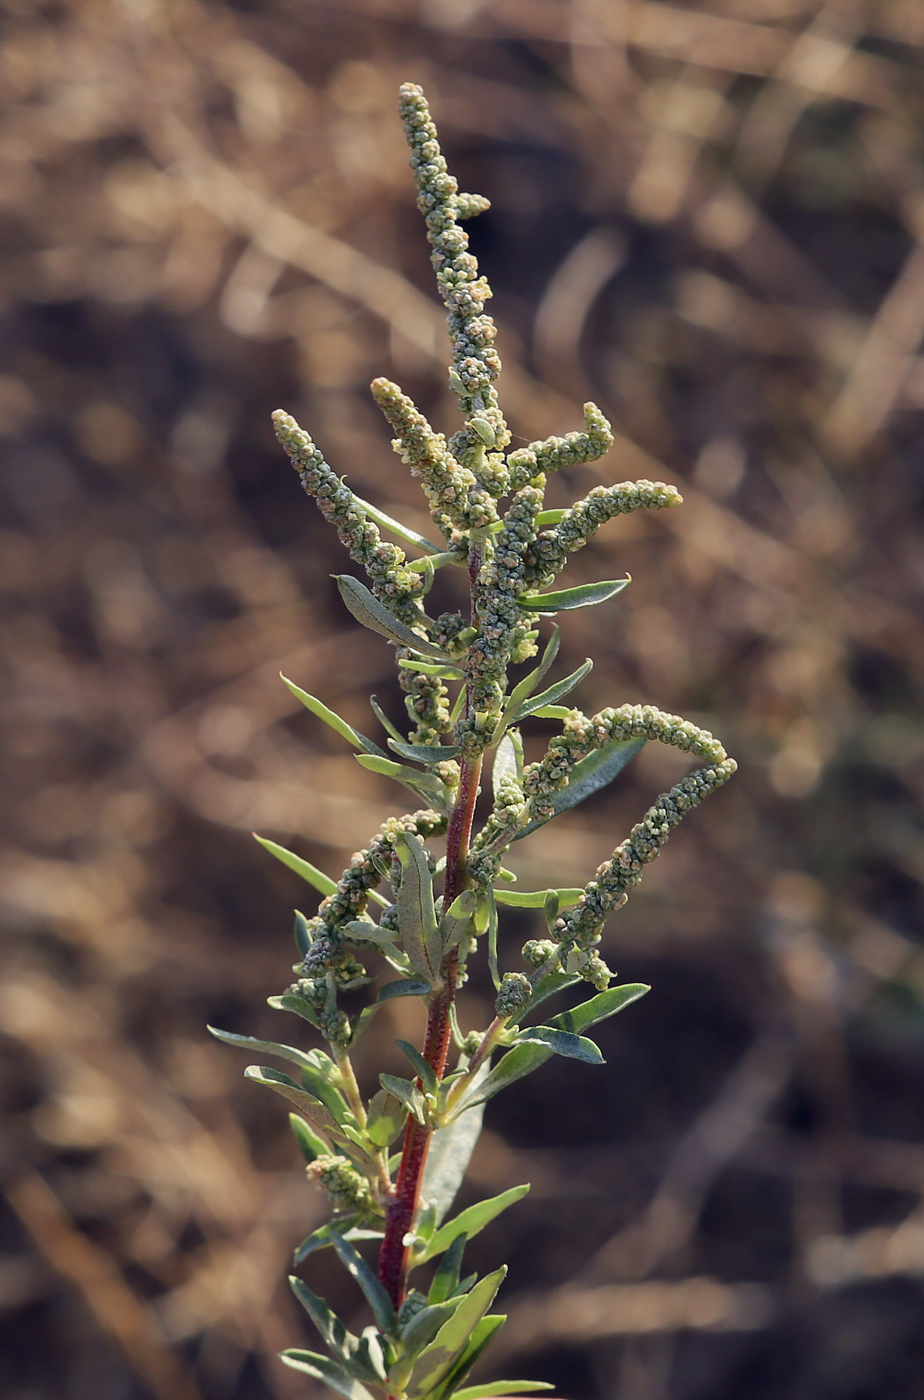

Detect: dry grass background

[1,1,924,1398]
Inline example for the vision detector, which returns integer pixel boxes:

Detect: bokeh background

[2,1,924,1398]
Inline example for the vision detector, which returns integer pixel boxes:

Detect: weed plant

[211,84,736,1400]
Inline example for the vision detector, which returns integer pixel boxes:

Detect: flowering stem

[377,540,486,1314]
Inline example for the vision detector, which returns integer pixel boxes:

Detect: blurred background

[1,1,924,1398]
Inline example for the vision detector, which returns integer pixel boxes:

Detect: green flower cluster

[306,1154,373,1215]
[272,409,425,626]
[523,478,683,589]
[506,402,615,492]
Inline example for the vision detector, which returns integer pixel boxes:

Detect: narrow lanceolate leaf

[454,984,649,1112]
[400,1299,462,1356]
[355,753,448,807]
[267,992,321,1028]
[351,493,443,555]
[369,694,405,742]
[377,977,432,1001]
[398,658,466,680]
[533,507,568,526]
[292,1217,384,1266]
[289,1276,362,1372]
[515,735,647,839]
[395,831,442,983]
[424,1314,507,1400]
[452,1383,554,1398]
[514,1026,605,1064]
[396,1039,439,1097]
[518,577,631,612]
[507,972,580,1025]
[421,1185,530,1263]
[486,887,500,991]
[492,731,521,797]
[288,1112,328,1164]
[404,1268,506,1399]
[343,920,407,964]
[493,887,583,909]
[207,1026,316,1073]
[336,575,449,660]
[510,658,592,725]
[243,1066,340,1138]
[388,739,461,764]
[428,1233,467,1303]
[254,835,337,896]
[328,1229,397,1336]
[280,675,388,757]
[492,629,561,739]
[280,1349,375,1400]
[380,1073,428,1125]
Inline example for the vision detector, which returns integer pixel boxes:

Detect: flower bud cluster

[398,83,511,492]
[272,410,425,626]
[319,810,446,931]
[464,484,544,722]
[371,378,498,535]
[495,972,532,1016]
[306,1154,372,1215]
[522,479,683,590]
[506,402,614,492]
[522,703,733,827]
[396,649,452,745]
[557,759,736,955]
[469,774,526,872]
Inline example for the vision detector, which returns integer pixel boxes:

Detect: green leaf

[420,1087,486,1225]
[300,1065,350,1123]
[288,1112,328,1164]
[280,1349,375,1400]
[528,705,571,719]
[293,1217,383,1266]
[404,1268,506,1399]
[486,888,500,991]
[492,630,561,739]
[208,1026,318,1073]
[421,1185,529,1264]
[455,984,649,1112]
[388,740,462,764]
[355,753,448,807]
[493,888,583,909]
[365,1089,405,1148]
[515,735,646,839]
[400,1299,462,1357]
[336,575,450,660]
[255,835,337,897]
[518,577,630,612]
[243,1064,342,1134]
[396,1039,439,1097]
[369,695,405,742]
[492,731,522,798]
[398,658,466,680]
[343,920,407,964]
[453,1384,554,1399]
[395,832,443,983]
[294,910,312,957]
[328,1229,397,1337]
[425,1314,507,1400]
[378,977,432,1000]
[380,1073,428,1125]
[510,658,592,724]
[289,1276,363,1372]
[351,493,443,555]
[515,1026,605,1063]
[534,508,567,526]
[267,991,321,1028]
[281,675,388,758]
[428,1233,467,1304]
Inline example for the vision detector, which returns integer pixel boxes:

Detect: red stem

[377,539,485,1316]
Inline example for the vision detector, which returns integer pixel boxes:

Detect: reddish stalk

[377,538,485,1318]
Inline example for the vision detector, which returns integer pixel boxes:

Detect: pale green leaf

[515,1026,605,1063]
[208,1025,315,1073]
[404,1268,506,1399]
[288,1112,327,1164]
[377,977,432,1000]
[493,888,583,909]
[380,1073,428,1125]
[280,1349,375,1400]
[421,1185,529,1263]
[336,575,449,660]
[420,1083,486,1225]
[515,735,646,839]
[423,1313,507,1400]
[510,659,592,724]
[518,577,630,612]
[395,831,442,982]
[351,494,443,555]
[243,1065,340,1138]
[254,835,337,896]
[452,1384,554,1398]
[289,1276,363,1372]
[355,753,448,807]
[267,991,321,1028]
[389,740,461,764]
[329,1229,397,1336]
[280,675,387,758]
[396,1039,439,1097]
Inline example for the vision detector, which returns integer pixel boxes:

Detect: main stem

[377,541,485,1314]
